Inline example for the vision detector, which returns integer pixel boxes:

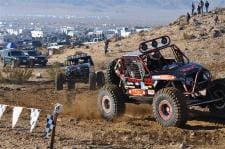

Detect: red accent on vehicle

[181,64,195,72]
[127,78,142,83]
[144,78,153,85]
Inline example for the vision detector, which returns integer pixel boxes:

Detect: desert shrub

[183,32,195,40]
[2,67,33,83]
[217,39,225,48]
[213,52,220,56]
[178,25,185,30]
[138,31,145,37]
[47,62,64,80]
[74,51,86,55]
[0,71,4,82]
[85,45,89,49]
[115,43,121,47]
[54,48,63,54]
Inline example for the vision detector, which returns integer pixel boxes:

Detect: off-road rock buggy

[55,52,105,91]
[97,36,225,127]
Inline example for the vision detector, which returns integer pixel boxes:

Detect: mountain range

[0,0,225,25]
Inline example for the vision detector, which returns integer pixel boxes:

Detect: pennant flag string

[30,108,41,132]
[12,107,23,129]
[0,105,7,120]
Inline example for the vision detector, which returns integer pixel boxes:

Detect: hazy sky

[0,0,224,25]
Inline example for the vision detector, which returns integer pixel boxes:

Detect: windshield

[152,46,188,63]
[11,51,25,56]
[66,57,94,66]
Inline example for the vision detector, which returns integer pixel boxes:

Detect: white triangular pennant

[30,108,40,132]
[12,107,23,128]
[0,105,7,120]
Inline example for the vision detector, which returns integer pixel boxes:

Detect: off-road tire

[29,60,35,68]
[41,62,47,67]
[97,85,125,120]
[67,80,76,90]
[89,72,96,90]
[208,80,225,114]
[106,59,120,85]
[55,73,64,91]
[96,71,105,88]
[153,87,187,127]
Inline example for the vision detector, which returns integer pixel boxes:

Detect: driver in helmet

[147,50,164,71]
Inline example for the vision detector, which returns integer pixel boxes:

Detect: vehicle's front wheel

[106,59,120,85]
[97,85,125,120]
[41,62,47,67]
[153,87,187,127]
[89,72,96,90]
[208,80,225,114]
[11,60,19,68]
[96,71,105,88]
[67,80,76,90]
[29,60,35,68]
[55,73,64,91]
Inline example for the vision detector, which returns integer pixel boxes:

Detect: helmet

[150,51,161,60]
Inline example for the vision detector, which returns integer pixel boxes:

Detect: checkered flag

[43,103,63,139]
[44,115,55,139]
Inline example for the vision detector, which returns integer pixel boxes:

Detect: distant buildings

[6,29,23,36]
[0,17,153,48]
[61,27,75,37]
[120,27,133,37]
[31,31,44,38]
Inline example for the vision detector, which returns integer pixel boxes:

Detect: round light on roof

[161,37,168,45]
[152,40,158,48]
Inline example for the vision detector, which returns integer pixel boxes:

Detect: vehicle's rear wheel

[153,87,187,127]
[67,80,76,90]
[106,59,120,85]
[97,85,125,120]
[96,71,105,88]
[41,62,47,67]
[89,72,96,90]
[29,60,35,68]
[208,80,225,114]
[55,73,64,91]
[11,60,19,68]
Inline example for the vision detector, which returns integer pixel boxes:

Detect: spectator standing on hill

[200,0,204,14]
[205,1,209,13]
[104,39,110,55]
[214,16,219,25]
[197,4,201,15]
[192,2,195,15]
[186,12,191,24]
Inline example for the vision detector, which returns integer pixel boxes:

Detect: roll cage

[116,36,190,79]
[65,53,94,66]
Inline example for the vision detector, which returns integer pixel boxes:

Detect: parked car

[2,50,31,68]
[23,50,48,67]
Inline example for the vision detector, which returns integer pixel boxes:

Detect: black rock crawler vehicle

[55,52,105,91]
[97,36,225,127]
